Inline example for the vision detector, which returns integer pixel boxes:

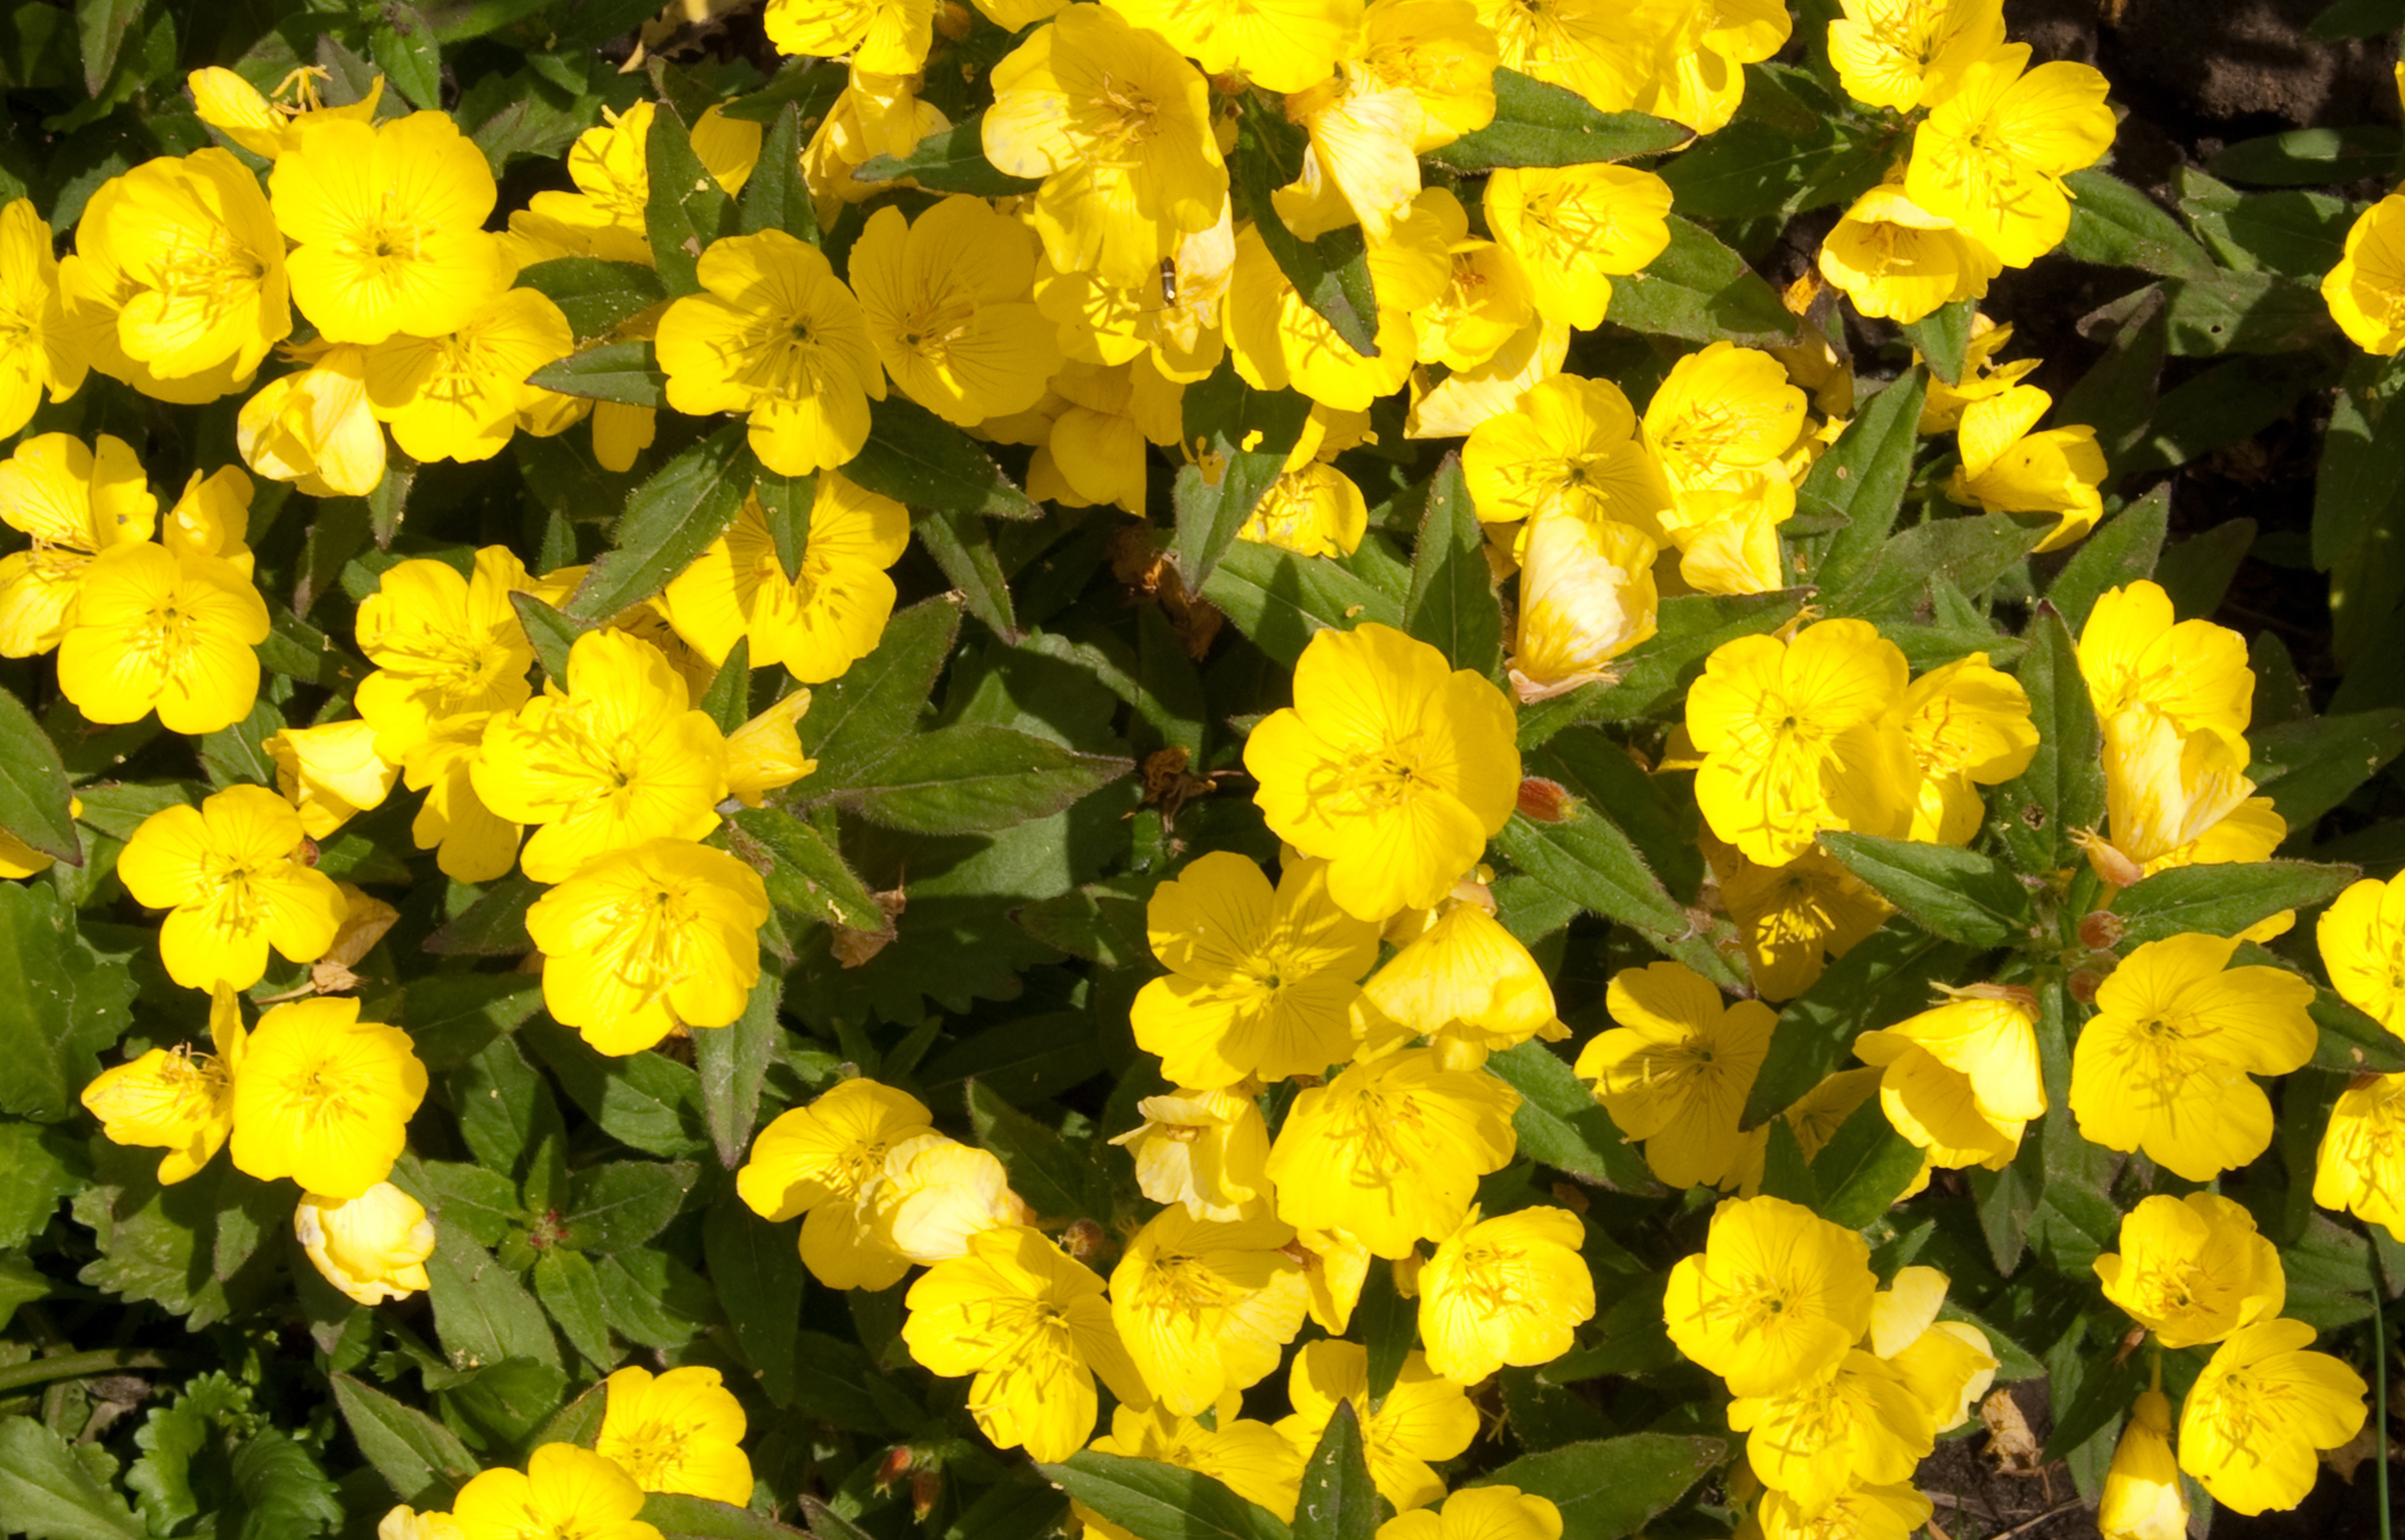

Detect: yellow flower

[2176,1320,2367,1516]
[1818,183,2001,326]
[1225,193,1451,411]
[455,1444,663,1540]
[1351,0,1500,151]
[0,199,87,436]
[1904,44,2116,269]
[903,1223,1150,1462]
[1245,622,1521,922]
[1576,960,1774,1190]
[1132,853,1379,1088]
[1082,1404,1304,1540]
[2325,193,2405,355]
[162,465,255,577]
[2069,933,2318,1181]
[764,0,937,72]
[1866,1269,1997,1430]
[2317,1070,2405,1242]
[1508,511,1658,703]
[1356,899,1562,1069]
[1854,986,2044,1172]
[595,1365,754,1505]
[1019,357,1186,513]
[1266,1047,1520,1258]
[2318,876,2405,1034]
[1109,0,1359,90]
[1687,619,1916,866]
[187,65,384,160]
[1408,314,1569,439]
[73,150,290,384]
[80,983,244,1184]
[232,996,427,1198]
[472,629,731,884]
[1107,1089,1275,1220]
[2086,710,2280,887]
[1416,1205,1592,1383]
[2098,1388,2187,1540]
[1109,1207,1310,1414]
[737,1079,935,1289]
[727,691,817,808]
[1918,316,2039,432]
[56,540,267,735]
[0,432,156,658]
[524,838,770,1056]
[265,719,400,840]
[1945,384,2106,553]
[982,5,1228,291]
[1898,652,2039,845]
[2095,1193,2285,1349]
[1709,840,1891,1002]
[520,101,759,263]
[1295,1227,1375,1332]
[1239,463,1371,559]
[655,230,886,477]
[850,195,1061,428]
[1756,1483,1933,1540]
[864,1134,1027,1263]
[1375,1486,1561,1540]
[1827,0,2005,112]
[1645,342,1808,511]
[1463,375,1674,541]
[402,713,524,882]
[236,344,388,497]
[1474,0,1662,119]
[1727,1348,1936,1511]
[356,547,538,761]
[1663,1194,1876,1396]
[1414,232,1532,374]
[380,1506,460,1540]
[270,112,510,345]
[118,785,345,991]
[363,288,575,464]
[659,474,909,681]
[294,1181,436,1305]
[1484,163,1673,331]
[1275,1340,1476,1512]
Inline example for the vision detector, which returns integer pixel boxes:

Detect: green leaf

[647,1495,813,1540]
[2248,708,2405,833]
[1902,297,1974,385]
[69,1147,281,1327]
[843,396,1042,519]
[825,724,1130,835]
[1292,1402,1378,1540]
[2179,174,2352,279]
[563,422,756,624]
[0,681,79,864]
[506,591,590,684]
[917,507,1021,642]
[2155,270,2335,357]
[440,1355,572,1449]
[1757,1117,1819,1206]
[1402,453,1503,681]
[1484,1042,1658,1194]
[699,637,753,735]
[1426,68,1691,173]
[368,1,444,111]
[2315,353,2405,572]
[2045,485,2170,631]
[526,339,669,407]
[796,596,960,784]
[1470,1434,1724,1540]
[757,470,815,584]
[333,1372,488,1507]
[226,1429,342,1540]
[533,1249,615,1368]
[423,875,542,956]
[1201,540,1406,665]
[968,1080,1107,1224]
[526,1021,713,1158]
[1042,1452,1294,1540]
[1232,95,1379,356]
[1830,511,2046,619]
[1794,369,1926,600]
[0,1415,145,1540]
[1817,832,2034,948]
[401,1158,521,1248]
[2038,1330,2147,1465]
[1990,604,2105,876]
[1605,216,1797,348]
[1743,927,1975,1128]
[2311,990,2405,1074]
[564,1160,690,1253]
[738,102,816,241]
[1171,360,1312,591]
[426,1222,563,1371]
[72,0,141,97]
[2060,169,2215,277]
[2108,860,2359,946]
[696,973,781,1168]
[724,807,886,931]
[853,111,1040,195]
[2210,124,2403,186]
[1354,1263,1415,1408]
[1808,1099,1926,1229]
[517,260,672,346]
[704,1200,806,1407]
[1563,590,1809,727]
[0,882,135,1122]
[646,99,736,294]
[0,1119,83,1248]
[2306,0,2404,38]
[453,1035,564,1180]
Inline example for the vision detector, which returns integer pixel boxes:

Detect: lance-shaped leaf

[1990,604,2104,876]
[646,100,736,295]
[841,396,1042,519]
[2108,859,2359,947]
[509,591,596,683]
[1818,832,2036,948]
[1808,1099,1927,1229]
[1743,927,1975,1129]
[1426,69,1692,173]
[1402,454,1503,681]
[1794,369,1925,599]
[917,508,1020,641]
[562,423,756,623]
[1604,217,1797,348]
[738,103,817,242]
[1903,297,1975,385]
[1485,1042,1658,1195]
[724,807,886,931]
[1172,360,1312,590]
[819,725,1130,835]
[1232,98,1379,357]
[797,596,961,785]
[2045,485,2169,631]
[0,687,77,865]
[2247,708,2405,834]
[1292,1403,1377,1540]
[1202,541,1404,666]
[1043,1452,1295,1540]
[1469,1435,1725,1540]
[529,340,668,407]
[854,112,1042,196]
[515,259,670,345]
[2062,169,2216,277]
[1829,511,2048,619]
[756,470,815,584]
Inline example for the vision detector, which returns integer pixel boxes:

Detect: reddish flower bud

[1516,777,1575,823]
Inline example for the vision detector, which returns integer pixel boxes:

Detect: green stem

[0,1349,174,1396]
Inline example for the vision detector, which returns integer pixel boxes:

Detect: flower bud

[295,1181,435,1305]
[2078,908,2126,952]
[2096,1390,2186,1540]
[1516,777,1575,823]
